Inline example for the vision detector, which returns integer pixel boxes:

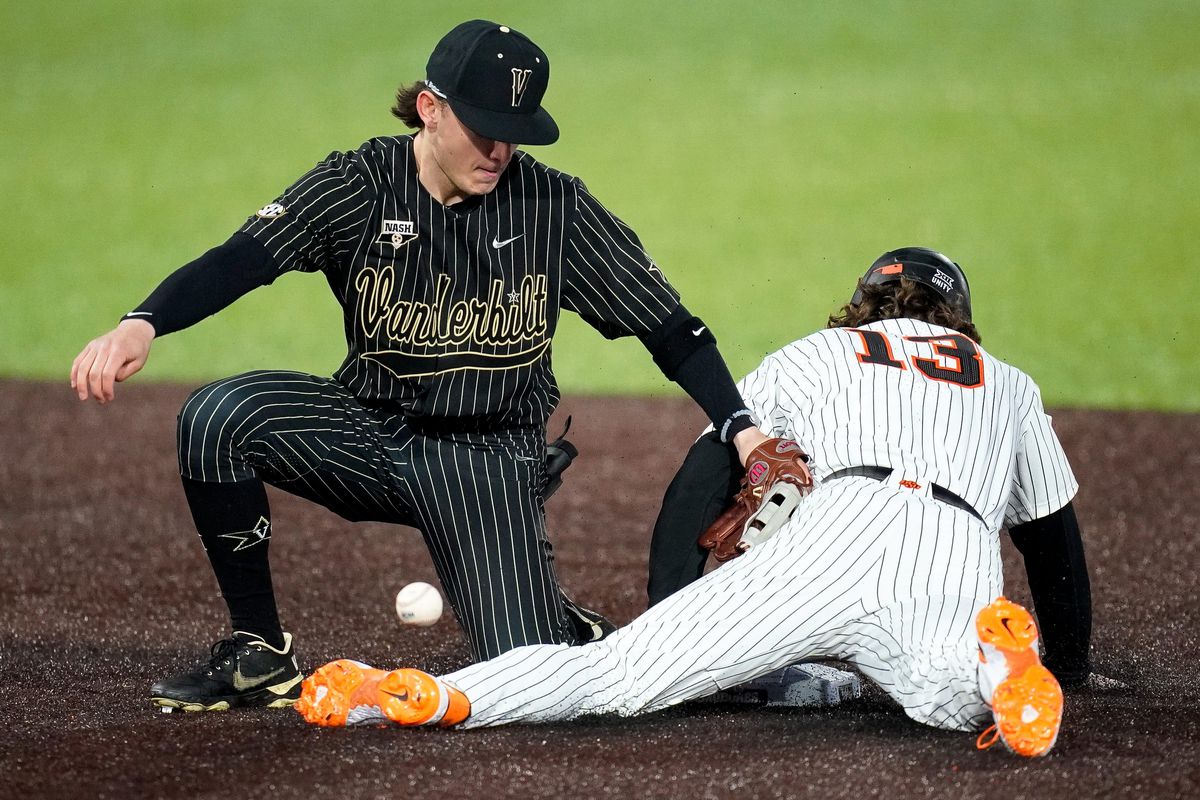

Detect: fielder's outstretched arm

[118,232,278,337]
[70,233,277,403]
[636,305,768,465]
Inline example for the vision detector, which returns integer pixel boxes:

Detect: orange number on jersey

[849,330,985,388]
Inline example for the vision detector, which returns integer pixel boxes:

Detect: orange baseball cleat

[294,659,393,727]
[975,597,1064,757]
[377,668,471,727]
[295,660,470,728]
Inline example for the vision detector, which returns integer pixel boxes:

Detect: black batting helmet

[851,247,972,320]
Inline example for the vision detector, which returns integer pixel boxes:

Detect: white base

[706,663,863,708]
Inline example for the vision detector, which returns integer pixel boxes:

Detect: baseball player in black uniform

[70,20,769,713]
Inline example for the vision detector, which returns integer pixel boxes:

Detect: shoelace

[976,724,1000,750]
[205,638,243,673]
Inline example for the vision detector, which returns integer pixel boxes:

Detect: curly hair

[827,278,981,344]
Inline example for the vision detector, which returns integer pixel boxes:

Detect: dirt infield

[1,380,1197,799]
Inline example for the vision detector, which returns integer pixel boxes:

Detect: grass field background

[3,1,1196,410]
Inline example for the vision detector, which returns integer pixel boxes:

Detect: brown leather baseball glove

[698,437,813,562]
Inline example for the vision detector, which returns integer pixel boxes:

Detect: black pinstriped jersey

[239,136,680,429]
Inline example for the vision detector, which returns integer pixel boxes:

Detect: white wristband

[719,409,759,443]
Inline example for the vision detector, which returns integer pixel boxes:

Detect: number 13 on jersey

[849,329,984,388]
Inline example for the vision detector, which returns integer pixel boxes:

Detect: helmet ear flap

[849,277,869,307]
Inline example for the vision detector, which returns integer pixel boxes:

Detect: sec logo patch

[256,202,286,219]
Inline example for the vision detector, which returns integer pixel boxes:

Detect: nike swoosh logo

[492,234,523,249]
[232,665,288,692]
[692,326,707,336]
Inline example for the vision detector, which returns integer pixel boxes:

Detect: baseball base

[705,663,863,708]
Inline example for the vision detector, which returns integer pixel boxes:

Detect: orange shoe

[295,659,393,727]
[975,597,1064,757]
[376,668,470,727]
[295,661,470,728]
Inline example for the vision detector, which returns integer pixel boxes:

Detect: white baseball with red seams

[395,582,443,626]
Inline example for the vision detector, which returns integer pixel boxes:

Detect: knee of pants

[176,374,271,482]
[895,643,991,732]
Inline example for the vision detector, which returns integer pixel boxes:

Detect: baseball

[395,581,443,626]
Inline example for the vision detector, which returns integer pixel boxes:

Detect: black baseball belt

[826,466,983,522]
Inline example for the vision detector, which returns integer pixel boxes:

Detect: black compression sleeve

[638,306,753,440]
[638,305,713,375]
[1008,502,1092,686]
[123,233,278,336]
[647,431,742,605]
[672,345,756,440]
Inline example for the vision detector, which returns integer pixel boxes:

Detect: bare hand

[732,426,770,467]
[70,318,155,404]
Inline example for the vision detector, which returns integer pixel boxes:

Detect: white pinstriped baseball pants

[444,475,999,731]
[176,370,573,661]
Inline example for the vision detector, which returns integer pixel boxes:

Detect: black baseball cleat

[562,596,617,643]
[151,631,303,712]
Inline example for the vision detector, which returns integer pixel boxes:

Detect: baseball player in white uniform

[294,247,1090,758]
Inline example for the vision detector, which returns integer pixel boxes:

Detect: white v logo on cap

[425,20,559,145]
[511,68,532,107]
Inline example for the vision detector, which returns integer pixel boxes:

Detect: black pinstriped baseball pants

[176,370,575,661]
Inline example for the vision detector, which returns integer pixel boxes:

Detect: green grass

[3,1,1197,410]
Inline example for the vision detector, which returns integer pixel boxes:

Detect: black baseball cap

[425,20,558,145]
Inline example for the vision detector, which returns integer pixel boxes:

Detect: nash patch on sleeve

[256,202,287,220]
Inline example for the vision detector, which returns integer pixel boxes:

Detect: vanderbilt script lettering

[356,268,548,347]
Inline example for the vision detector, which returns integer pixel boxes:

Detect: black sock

[181,477,285,649]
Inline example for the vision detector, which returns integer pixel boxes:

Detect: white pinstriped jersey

[737,319,1077,530]
[239,136,680,428]
[434,317,1080,731]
